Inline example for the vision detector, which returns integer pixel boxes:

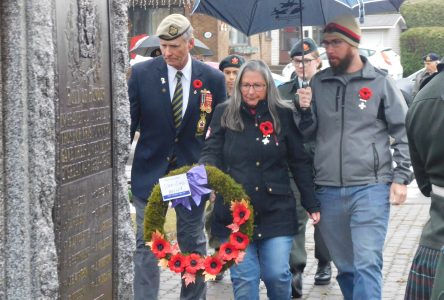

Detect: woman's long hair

[221,59,290,134]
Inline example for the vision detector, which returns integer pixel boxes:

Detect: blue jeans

[316,183,390,300]
[229,235,293,300]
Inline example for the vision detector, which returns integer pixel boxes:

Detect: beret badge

[168,25,179,36]
[231,57,239,65]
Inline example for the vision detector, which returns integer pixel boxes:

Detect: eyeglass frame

[321,39,344,49]
[292,58,315,66]
[240,83,267,92]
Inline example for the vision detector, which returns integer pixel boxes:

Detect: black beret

[423,53,440,62]
[290,38,318,58]
[219,55,245,71]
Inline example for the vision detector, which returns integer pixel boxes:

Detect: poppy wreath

[144,164,254,285]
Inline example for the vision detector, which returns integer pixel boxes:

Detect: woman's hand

[307,211,320,225]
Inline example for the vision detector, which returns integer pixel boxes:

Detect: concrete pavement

[155,181,430,299]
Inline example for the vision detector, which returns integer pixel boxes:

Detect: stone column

[0,0,134,298]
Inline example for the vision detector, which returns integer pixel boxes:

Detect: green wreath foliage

[144,164,254,242]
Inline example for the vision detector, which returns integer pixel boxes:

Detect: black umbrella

[130,35,214,57]
[192,0,404,84]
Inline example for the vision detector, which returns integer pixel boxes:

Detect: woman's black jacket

[199,100,319,240]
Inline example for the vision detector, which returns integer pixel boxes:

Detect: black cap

[219,55,245,71]
[290,38,318,58]
[423,53,440,62]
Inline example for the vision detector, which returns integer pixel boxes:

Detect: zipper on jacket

[339,87,346,186]
[372,143,379,181]
[335,87,340,112]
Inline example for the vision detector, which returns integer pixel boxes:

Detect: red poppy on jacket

[229,231,250,250]
[204,256,224,275]
[185,253,204,274]
[193,79,203,89]
[219,242,240,261]
[151,237,172,259]
[359,87,372,100]
[168,253,187,273]
[259,121,274,136]
[231,201,251,226]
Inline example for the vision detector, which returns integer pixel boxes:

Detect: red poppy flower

[151,237,172,259]
[259,121,274,136]
[193,79,203,89]
[185,253,204,274]
[219,242,240,261]
[229,232,250,250]
[168,253,187,273]
[359,87,372,101]
[231,201,251,226]
[204,256,223,275]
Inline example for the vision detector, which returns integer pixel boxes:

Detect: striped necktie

[172,71,183,128]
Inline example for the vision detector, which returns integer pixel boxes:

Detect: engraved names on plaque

[54,0,113,299]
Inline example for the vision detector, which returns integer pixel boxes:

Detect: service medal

[196,113,206,135]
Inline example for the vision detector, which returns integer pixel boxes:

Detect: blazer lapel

[157,60,175,130]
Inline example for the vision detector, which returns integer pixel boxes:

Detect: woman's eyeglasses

[240,83,266,92]
[293,58,314,66]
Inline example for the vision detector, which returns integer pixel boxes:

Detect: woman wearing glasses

[199,59,320,300]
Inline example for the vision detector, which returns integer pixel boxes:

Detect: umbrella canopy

[192,0,404,36]
[130,35,214,57]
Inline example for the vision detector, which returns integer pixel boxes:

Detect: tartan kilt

[405,245,441,300]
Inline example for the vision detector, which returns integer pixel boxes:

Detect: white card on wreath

[159,173,191,202]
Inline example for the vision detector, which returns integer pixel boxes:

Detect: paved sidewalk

[156,181,429,299]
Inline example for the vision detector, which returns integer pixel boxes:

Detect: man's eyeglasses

[240,83,266,92]
[321,39,344,48]
[293,58,314,66]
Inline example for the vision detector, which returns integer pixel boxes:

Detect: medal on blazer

[200,89,213,114]
[259,121,274,145]
[196,113,206,135]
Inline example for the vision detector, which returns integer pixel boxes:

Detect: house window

[229,28,248,45]
[128,6,183,37]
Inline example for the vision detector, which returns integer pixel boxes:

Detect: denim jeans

[316,183,390,300]
[229,235,293,300]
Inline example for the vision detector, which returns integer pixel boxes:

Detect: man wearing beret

[412,52,441,98]
[128,14,226,300]
[219,54,245,98]
[278,38,332,298]
[294,15,412,299]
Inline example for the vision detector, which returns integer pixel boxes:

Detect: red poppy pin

[193,79,203,89]
[259,121,274,145]
[358,87,372,110]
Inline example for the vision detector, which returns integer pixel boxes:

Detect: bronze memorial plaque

[54,0,113,299]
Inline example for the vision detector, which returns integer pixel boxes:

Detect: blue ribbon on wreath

[171,165,212,210]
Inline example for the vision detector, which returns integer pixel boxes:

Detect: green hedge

[401,0,444,28]
[400,27,444,76]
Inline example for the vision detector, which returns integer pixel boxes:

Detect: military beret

[156,14,191,41]
[219,55,245,71]
[423,53,440,62]
[290,38,318,58]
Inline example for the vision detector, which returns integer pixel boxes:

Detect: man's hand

[297,87,312,109]
[307,211,320,225]
[390,182,407,205]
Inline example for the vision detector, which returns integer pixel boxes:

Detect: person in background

[150,47,161,57]
[128,14,226,300]
[294,15,412,299]
[204,54,245,281]
[278,38,332,299]
[219,54,246,97]
[412,52,440,98]
[199,59,320,299]
[404,58,444,300]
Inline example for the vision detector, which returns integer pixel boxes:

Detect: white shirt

[167,54,192,117]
